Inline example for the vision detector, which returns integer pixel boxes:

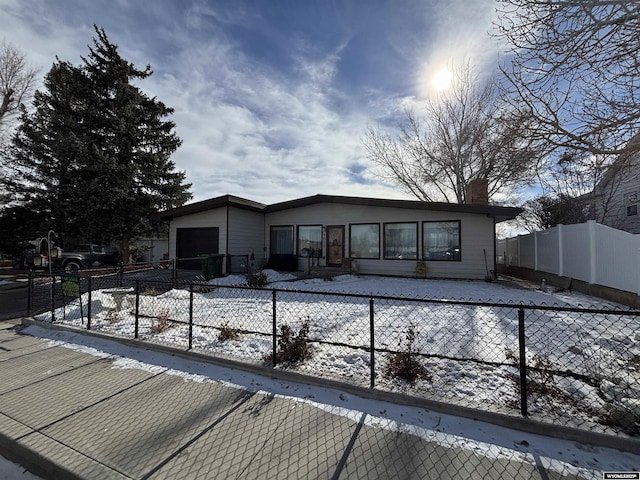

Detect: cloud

[1,0,503,208]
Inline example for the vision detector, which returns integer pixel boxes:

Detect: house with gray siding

[158,182,521,279]
[585,148,640,234]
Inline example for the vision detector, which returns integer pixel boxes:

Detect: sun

[431,68,453,91]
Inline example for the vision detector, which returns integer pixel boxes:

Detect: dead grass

[150,309,172,333]
[218,322,241,341]
[383,326,431,385]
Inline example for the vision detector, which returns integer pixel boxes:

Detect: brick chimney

[465,178,489,205]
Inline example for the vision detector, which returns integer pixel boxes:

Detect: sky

[0,0,506,206]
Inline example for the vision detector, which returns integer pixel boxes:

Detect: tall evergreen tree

[4,27,191,258]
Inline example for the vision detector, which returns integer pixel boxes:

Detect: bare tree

[496,0,640,157]
[0,40,37,205]
[364,61,541,203]
[0,39,37,128]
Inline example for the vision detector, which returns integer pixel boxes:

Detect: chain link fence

[27,271,640,439]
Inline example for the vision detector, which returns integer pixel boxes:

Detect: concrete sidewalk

[0,321,612,479]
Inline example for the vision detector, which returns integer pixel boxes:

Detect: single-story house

[158,180,522,279]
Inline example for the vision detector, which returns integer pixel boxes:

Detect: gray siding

[227,207,265,265]
[592,154,640,233]
[265,203,495,279]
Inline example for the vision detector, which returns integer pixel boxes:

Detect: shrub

[267,318,312,364]
[150,309,172,333]
[106,310,122,324]
[218,322,240,341]
[527,353,556,394]
[383,326,431,385]
[247,271,268,288]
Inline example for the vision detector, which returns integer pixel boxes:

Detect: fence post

[588,220,597,285]
[87,276,92,330]
[134,280,140,339]
[518,307,528,417]
[272,290,277,367]
[87,276,93,330]
[369,296,375,389]
[27,271,32,317]
[50,274,56,323]
[534,231,539,271]
[557,224,564,277]
[188,284,194,350]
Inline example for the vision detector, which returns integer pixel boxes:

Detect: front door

[326,226,344,267]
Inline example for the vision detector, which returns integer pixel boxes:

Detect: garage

[175,227,219,270]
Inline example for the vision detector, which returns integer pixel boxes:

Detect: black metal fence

[27,270,640,438]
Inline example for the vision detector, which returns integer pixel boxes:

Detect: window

[628,205,638,216]
[297,225,322,257]
[423,221,461,261]
[349,224,380,259]
[270,226,294,254]
[384,222,417,259]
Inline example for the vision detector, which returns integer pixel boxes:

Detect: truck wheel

[64,261,81,273]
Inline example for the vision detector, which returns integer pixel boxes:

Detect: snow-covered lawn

[37,271,640,435]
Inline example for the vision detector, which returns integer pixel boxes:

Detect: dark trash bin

[201,254,225,279]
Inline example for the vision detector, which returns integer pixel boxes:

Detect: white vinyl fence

[497,221,640,295]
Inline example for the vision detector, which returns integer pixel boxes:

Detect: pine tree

[7,60,90,245]
[4,26,191,258]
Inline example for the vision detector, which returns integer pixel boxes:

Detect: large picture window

[384,222,417,259]
[423,221,461,261]
[349,224,380,259]
[297,225,322,256]
[270,225,294,254]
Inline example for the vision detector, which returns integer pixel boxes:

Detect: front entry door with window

[326,226,344,266]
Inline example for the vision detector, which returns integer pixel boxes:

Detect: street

[0,268,202,321]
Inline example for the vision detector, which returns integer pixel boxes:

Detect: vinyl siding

[592,154,640,233]
[264,202,495,279]
[227,207,265,265]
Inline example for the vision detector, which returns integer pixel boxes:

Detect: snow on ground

[36,273,640,434]
[20,325,640,479]
[206,269,297,286]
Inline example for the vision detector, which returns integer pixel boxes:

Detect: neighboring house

[584,137,640,233]
[131,237,169,263]
[158,180,521,279]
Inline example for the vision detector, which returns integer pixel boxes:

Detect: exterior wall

[227,206,265,266]
[168,207,227,271]
[264,202,496,279]
[591,154,640,234]
[132,238,169,263]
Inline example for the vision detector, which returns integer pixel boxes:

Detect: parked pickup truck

[53,244,119,272]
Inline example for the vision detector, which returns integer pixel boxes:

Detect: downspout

[225,205,230,274]
[166,219,171,265]
[262,210,266,266]
[492,216,497,280]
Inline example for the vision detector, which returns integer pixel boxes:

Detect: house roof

[158,194,265,220]
[159,193,522,223]
[265,194,521,222]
